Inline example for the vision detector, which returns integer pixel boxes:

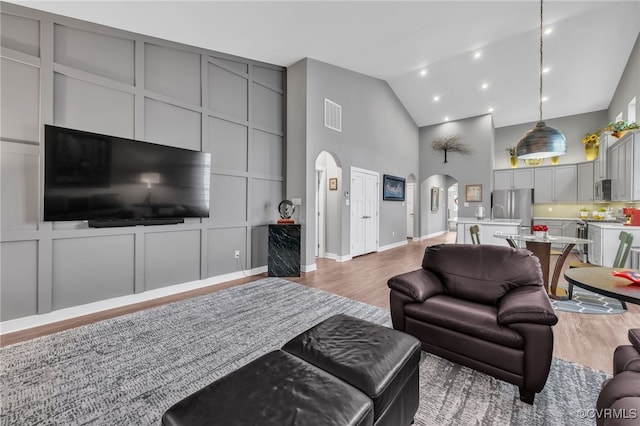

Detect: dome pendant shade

[516,121,567,159]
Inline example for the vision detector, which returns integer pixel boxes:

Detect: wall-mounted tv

[44,125,211,226]
[382,174,406,201]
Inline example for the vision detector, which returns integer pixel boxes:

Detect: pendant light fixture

[516,0,567,159]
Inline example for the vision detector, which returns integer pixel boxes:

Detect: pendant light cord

[539,0,544,122]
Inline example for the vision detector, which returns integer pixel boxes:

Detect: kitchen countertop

[586,222,640,230]
[455,217,522,225]
[533,217,583,221]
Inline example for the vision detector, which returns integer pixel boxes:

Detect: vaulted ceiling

[14,1,640,128]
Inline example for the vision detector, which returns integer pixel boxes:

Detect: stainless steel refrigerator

[491,189,534,234]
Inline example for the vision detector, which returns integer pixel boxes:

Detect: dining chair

[567,231,634,300]
[469,225,480,244]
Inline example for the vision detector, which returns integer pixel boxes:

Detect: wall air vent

[324,98,342,132]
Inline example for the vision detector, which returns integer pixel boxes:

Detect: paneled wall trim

[0,3,285,322]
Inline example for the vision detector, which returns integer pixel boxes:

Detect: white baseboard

[301,263,317,273]
[0,267,266,335]
[378,240,408,252]
[419,230,448,240]
[321,253,352,263]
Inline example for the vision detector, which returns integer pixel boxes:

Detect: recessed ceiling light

[473,51,482,59]
[488,107,494,113]
[433,95,440,102]
[542,96,548,102]
[420,69,428,77]
[544,27,553,35]
[543,67,550,73]
[481,83,489,90]
[444,116,450,121]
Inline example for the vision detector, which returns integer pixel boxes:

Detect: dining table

[493,233,592,299]
[564,267,640,309]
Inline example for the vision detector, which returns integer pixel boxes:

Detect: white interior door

[406,182,414,238]
[363,174,378,253]
[350,168,378,257]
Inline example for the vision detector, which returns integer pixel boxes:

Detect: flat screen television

[44,125,211,226]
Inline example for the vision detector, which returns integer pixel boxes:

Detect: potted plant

[505,147,518,168]
[582,129,600,161]
[532,224,548,239]
[606,120,639,138]
[579,207,589,219]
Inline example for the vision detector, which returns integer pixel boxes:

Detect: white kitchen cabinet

[609,139,627,201]
[577,162,594,203]
[594,133,614,181]
[588,222,640,267]
[493,168,534,190]
[534,165,577,203]
[588,224,603,265]
[609,132,639,201]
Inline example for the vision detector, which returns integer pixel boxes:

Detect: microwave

[594,179,611,201]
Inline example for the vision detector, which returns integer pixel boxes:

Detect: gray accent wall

[0,3,284,321]
[287,58,419,268]
[609,33,639,123]
[494,110,609,169]
[419,114,495,235]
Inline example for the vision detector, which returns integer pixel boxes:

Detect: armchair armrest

[497,286,558,326]
[629,329,640,353]
[387,269,443,303]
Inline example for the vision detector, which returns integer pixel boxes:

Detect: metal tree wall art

[432,135,473,163]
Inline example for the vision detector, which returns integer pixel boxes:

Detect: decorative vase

[534,231,546,239]
[584,141,598,161]
[550,156,560,165]
[510,156,518,168]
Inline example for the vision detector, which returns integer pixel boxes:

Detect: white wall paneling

[1,241,39,321]
[208,116,248,172]
[144,230,201,290]
[54,24,135,85]
[0,57,40,143]
[53,73,135,138]
[207,227,247,276]
[0,3,285,322]
[51,235,135,310]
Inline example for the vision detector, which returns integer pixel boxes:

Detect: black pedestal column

[268,224,301,277]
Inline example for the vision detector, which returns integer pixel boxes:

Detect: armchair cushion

[404,295,524,349]
[387,269,443,303]
[497,286,558,326]
[422,244,544,305]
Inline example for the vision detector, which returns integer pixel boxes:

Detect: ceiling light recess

[516,0,567,160]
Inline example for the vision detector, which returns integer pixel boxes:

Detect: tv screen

[44,125,211,223]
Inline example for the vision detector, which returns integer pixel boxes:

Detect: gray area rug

[551,286,626,314]
[1,278,609,425]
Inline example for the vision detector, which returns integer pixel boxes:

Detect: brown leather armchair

[387,244,558,404]
[596,329,640,425]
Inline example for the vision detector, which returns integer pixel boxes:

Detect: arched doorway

[315,151,342,259]
[420,174,458,238]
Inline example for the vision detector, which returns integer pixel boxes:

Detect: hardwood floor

[2,231,636,374]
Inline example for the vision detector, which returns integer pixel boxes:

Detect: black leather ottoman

[282,314,421,426]
[161,350,374,426]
